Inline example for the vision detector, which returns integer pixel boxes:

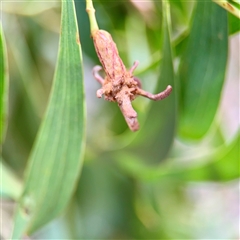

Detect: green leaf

[169,0,185,13]
[6,16,47,117]
[3,2,58,16]
[178,2,228,139]
[117,131,240,182]
[0,159,22,199]
[228,12,240,34]
[123,1,176,164]
[213,0,240,19]
[0,24,9,145]
[11,0,85,237]
[179,131,240,181]
[73,162,137,238]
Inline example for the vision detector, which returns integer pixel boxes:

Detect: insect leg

[133,77,142,88]
[93,65,104,85]
[96,88,104,98]
[117,95,139,131]
[137,85,172,101]
[129,61,139,75]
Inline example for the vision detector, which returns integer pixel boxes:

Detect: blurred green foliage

[1,0,239,239]
[0,24,8,145]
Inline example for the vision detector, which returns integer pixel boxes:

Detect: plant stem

[86,0,99,35]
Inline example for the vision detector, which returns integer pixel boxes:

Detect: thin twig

[86,0,99,34]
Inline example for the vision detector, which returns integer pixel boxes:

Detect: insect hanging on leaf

[86,3,172,131]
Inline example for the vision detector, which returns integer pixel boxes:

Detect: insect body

[91,29,172,131]
[93,30,126,82]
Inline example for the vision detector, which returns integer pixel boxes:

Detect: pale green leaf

[117,131,240,182]
[0,159,22,199]
[178,131,240,181]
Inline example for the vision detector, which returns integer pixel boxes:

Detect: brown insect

[91,29,172,131]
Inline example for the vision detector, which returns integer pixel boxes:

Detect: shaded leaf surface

[125,1,176,164]
[117,131,239,182]
[12,0,85,237]
[0,24,8,145]
[228,12,240,34]
[0,159,22,199]
[179,132,240,181]
[178,2,228,139]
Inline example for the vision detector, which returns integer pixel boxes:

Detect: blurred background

[1,0,239,239]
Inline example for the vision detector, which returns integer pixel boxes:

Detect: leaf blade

[178,2,228,139]
[117,131,240,182]
[213,0,240,19]
[127,0,177,164]
[12,0,85,237]
[0,23,9,145]
[0,159,22,199]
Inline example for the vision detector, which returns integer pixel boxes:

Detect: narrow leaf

[12,0,85,237]
[0,159,22,199]
[179,132,240,181]
[126,1,176,164]
[169,0,185,13]
[228,12,240,34]
[178,2,228,139]
[117,131,240,182]
[0,23,9,145]
[213,0,240,19]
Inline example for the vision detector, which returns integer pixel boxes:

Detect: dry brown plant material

[91,29,172,131]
